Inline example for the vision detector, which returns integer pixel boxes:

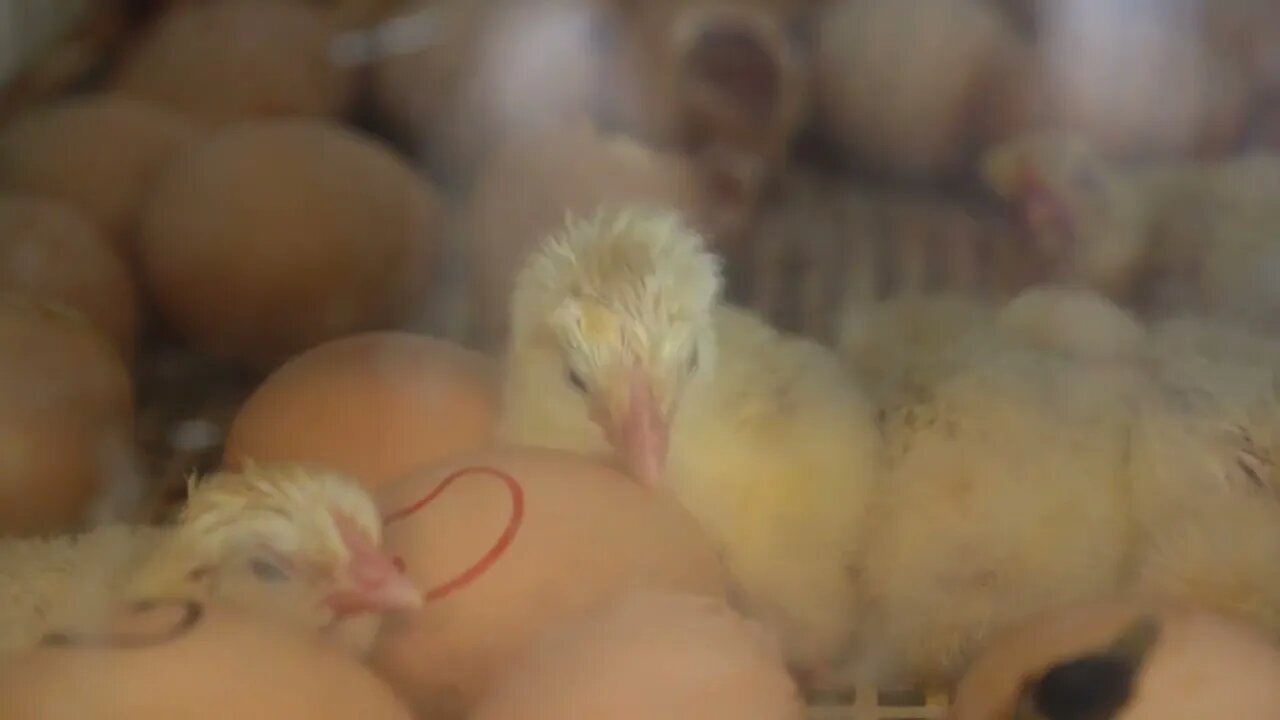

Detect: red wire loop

[382,465,526,603]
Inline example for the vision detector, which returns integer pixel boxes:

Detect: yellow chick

[125,461,421,656]
[1125,316,1280,639]
[981,129,1280,331]
[0,462,421,660]
[850,286,1144,688]
[498,205,880,685]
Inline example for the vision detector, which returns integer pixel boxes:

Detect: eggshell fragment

[137,118,443,369]
[0,600,415,720]
[0,196,140,362]
[224,332,498,491]
[463,117,704,349]
[112,0,355,127]
[0,296,134,536]
[372,0,604,181]
[474,591,806,720]
[950,597,1280,720]
[371,447,729,717]
[0,94,199,257]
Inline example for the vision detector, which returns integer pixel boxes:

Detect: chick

[0,462,420,660]
[837,292,996,414]
[498,205,880,683]
[981,129,1280,330]
[125,462,422,656]
[1123,316,1280,638]
[849,286,1142,688]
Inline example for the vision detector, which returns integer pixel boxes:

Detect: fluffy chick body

[848,289,1145,687]
[1125,317,1280,638]
[0,462,409,661]
[981,131,1280,330]
[499,206,879,677]
[0,524,163,659]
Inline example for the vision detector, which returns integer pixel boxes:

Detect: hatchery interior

[0,0,1279,718]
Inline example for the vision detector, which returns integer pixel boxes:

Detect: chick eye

[566,367,589,393]
[249,557,291,583]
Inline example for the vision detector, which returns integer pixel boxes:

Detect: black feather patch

[1015,615,1161,720]
[1030,653,1136,720]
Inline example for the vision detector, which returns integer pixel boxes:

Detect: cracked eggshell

[370,447,729,718]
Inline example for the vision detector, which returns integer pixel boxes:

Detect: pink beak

[326,514,423,616]
[611,370,670,488]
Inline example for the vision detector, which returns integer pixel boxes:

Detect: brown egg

[474,591,806,720]
[0,196,140,363]
[0,600,414,720]
[112,0,355,127]
[0,296,134,536]
[136,118,443,369]
[224,332,498,492]
[950,597,1280,720]
[0,94,199,257]
[371,447,729,718]
[463,116,704,350]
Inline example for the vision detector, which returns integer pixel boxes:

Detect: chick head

[980,130,1149,300]
[508,204,722,487]
[123,461,421,655]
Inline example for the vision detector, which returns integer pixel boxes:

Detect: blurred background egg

[0,94,199,260]
[462,116,705,350]
[473,590,806,720]
[0,196,140,363]
[223,331,498,491]
[0,296,134,536]
[949,597,1280,720]
[111,0,355,127]
[370,446,729,718]
[136,118,444,370]
[0,600,415,720]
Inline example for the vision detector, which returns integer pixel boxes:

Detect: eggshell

[370,447,729,717]
[372,0,604,181]
[0,94,199,257]
[463,116,703,350]
[474,591,805,720]
[0,600,415,720]
[813,0,1034,180]
[601,0,809,175]
[950,597,1280,720]
[0,296,134,536]
[0,196,140,362]
[112,0,355,127]
[1034,1,1250,159]
[224,332,498,491]
[136,118,443,369]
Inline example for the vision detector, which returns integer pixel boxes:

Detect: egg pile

[0,0,1277,717]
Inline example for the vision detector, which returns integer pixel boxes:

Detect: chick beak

[325,516,423,617]
[611,370,670,488]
